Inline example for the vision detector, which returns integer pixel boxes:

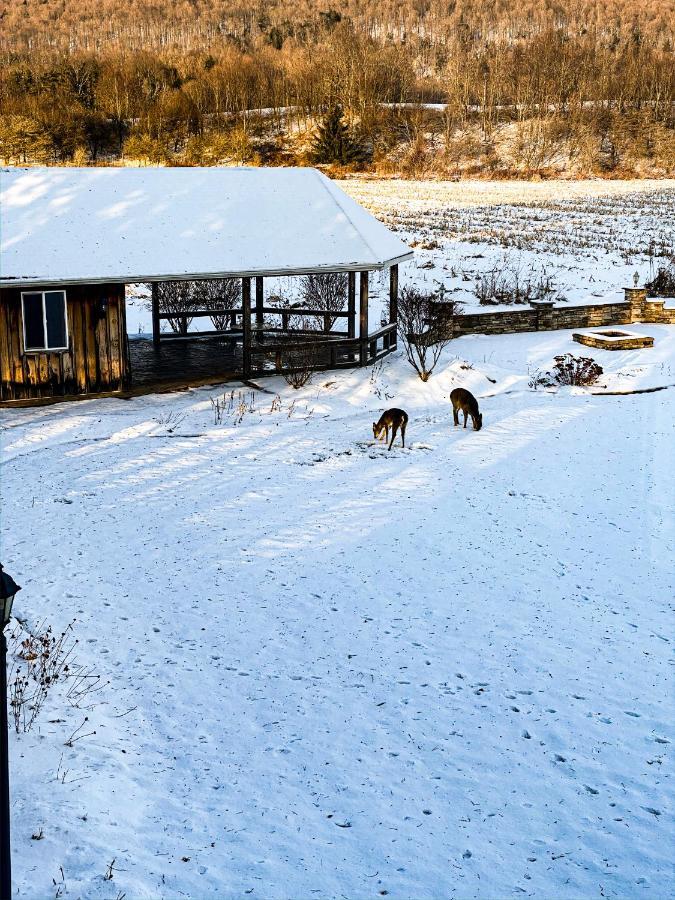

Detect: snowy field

[124,178,675,336]
[340,178,675,312]
[1,325,673,899]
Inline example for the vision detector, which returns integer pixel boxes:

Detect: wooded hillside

[1,1,673,176]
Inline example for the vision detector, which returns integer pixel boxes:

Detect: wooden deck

[129,334,242,388]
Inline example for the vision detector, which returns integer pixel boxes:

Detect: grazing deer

[450,388,483,431]
[373,408,408,450]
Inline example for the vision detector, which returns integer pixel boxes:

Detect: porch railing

[248,323,397,376]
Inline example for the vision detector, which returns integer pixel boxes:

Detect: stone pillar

[530,299,555,331]
[624,287,647,323]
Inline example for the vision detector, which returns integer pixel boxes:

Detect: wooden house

[0,167,412,403]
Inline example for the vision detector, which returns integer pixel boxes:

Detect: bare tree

[397,286,456,382]
[149,278,241,334]
[151,280,197,335]
[301,272,348,331]
[197,278,241,330]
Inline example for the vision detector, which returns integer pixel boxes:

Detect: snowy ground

[1,324,673,899]
[124,179,675,337]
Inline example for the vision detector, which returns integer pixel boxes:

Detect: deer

[373,408,408,450]
[450,388,483,431]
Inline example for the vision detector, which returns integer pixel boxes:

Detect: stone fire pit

[573,329,654,350]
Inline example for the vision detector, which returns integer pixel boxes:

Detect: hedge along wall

[431,289,675,340]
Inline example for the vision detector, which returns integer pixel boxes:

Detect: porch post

[255,276,264,342]
[347,272,356,339]
[359,270,369,366]
[242,277,252,377]
[151,282,160,349]
[389,264,398,350]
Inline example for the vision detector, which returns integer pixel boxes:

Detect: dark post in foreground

[0,563,21,900]
[151,282,160,349]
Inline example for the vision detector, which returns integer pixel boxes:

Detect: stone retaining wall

[432,288,675,339]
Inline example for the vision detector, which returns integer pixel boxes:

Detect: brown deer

[373,408,408,450]
[450,388,483,431]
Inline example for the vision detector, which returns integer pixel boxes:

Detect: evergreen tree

[311,105,364,165]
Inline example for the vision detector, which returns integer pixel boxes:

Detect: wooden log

[242,277,252,378]
[359,271,369,366]
[151,282,160,349]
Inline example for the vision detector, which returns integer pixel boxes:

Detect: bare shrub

[551,354,603,386]
[645,258,675,297]
[210,389,256,425]
[200,279,241,330]
[279,339,321,389]
[301,272,348,330]
[148,279,241,334]
[475,257,564,306]
[531,354,603,388]
[9,620,77,733]
[398,286,457,382]
[149,281,196,334]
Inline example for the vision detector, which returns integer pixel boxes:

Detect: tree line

[0,3,672,175]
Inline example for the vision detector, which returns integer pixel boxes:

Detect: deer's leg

[463,410,468,428]
[401,421,406,448]
[453,406,459,426]
[388,423,398,451]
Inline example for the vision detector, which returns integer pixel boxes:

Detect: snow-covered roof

[0,167,412,288]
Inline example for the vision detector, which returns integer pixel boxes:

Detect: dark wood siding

[0,283,130,401]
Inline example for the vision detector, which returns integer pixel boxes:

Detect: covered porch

[138,266,400,387]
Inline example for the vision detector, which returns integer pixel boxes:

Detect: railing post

[151,282,160,349]
[242,277,251,377]
[389,264,398,350]
[348,272,356,339]
[359,271,369,366]
[255,276,264,342]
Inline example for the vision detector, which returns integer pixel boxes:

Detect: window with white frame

[21,290,69,352]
